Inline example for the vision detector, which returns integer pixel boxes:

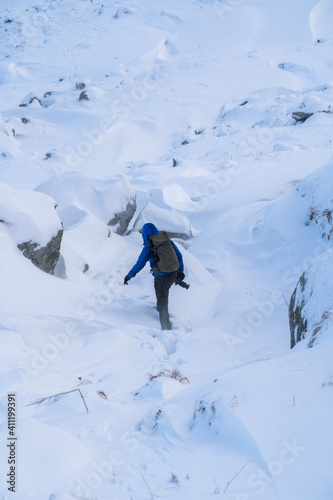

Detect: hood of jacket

[142,223,159,244]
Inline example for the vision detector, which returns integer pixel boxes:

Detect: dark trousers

[154,271,177,330]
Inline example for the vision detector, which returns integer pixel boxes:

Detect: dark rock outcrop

[292,111,314,123]
[18,229,63,275]
[289,273,308,348]
[19,93,43,107]
[79,91,89,101]
[108,200,137,235]
[289,248,333,349]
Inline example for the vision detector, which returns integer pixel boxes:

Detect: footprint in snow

[160,11,184,25]
[277,62,316,81]
[153,329,179,355]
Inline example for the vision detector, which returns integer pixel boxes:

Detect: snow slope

[0,0,333,499]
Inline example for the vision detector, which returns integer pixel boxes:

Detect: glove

[124,275,131,285]
[176,271,185,284]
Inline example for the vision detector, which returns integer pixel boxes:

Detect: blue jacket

[128,223,184,278]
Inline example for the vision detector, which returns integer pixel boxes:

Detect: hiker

[124,223,185,330]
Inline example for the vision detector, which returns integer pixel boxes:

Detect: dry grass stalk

[147,369,190,384]
[25,388,89,413]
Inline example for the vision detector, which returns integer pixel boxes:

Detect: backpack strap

[147,235,160,272]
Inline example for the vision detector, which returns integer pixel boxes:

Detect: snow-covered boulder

[130,202,195,240]
[248,159,333,248]
[298,160,333,241]
[289,248,333,348]
[59,213,110,280]
[310,0,333,42]
[35,172,136,235]
[215,85,333,136]
[0,182,63,274]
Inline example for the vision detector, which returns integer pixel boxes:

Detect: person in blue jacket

[124,223,185,330]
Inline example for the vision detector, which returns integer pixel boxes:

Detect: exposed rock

[18,230,63,275]
[108,200,137,235]
[19,93,43,107]
[289,248,333,349]
[298,160,333,240]
[79,91,89,101]
[75,82,86,90]
[113,7,132,18]
[292,111,314,123]
[289,273,308,348]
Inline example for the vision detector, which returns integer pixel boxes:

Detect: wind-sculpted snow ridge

[130,202,196,240]
[36,172,136,234]
[216,84,333,133]
[0,181,63,273]
[310,0,333,42]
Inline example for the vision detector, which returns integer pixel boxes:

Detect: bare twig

[282,293,289,307]
[140,472,159,499]
[213,476,220,494]
[77,388,89,413]
[26,388,89,413]
[171,473,180,488]
[224,461,251,493]
[78,378,92,385]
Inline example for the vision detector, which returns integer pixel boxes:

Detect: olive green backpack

[147,231,179,273]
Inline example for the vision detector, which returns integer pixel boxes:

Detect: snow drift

[0,182,63,274]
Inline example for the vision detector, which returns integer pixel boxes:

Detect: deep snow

[0,0,333,499]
